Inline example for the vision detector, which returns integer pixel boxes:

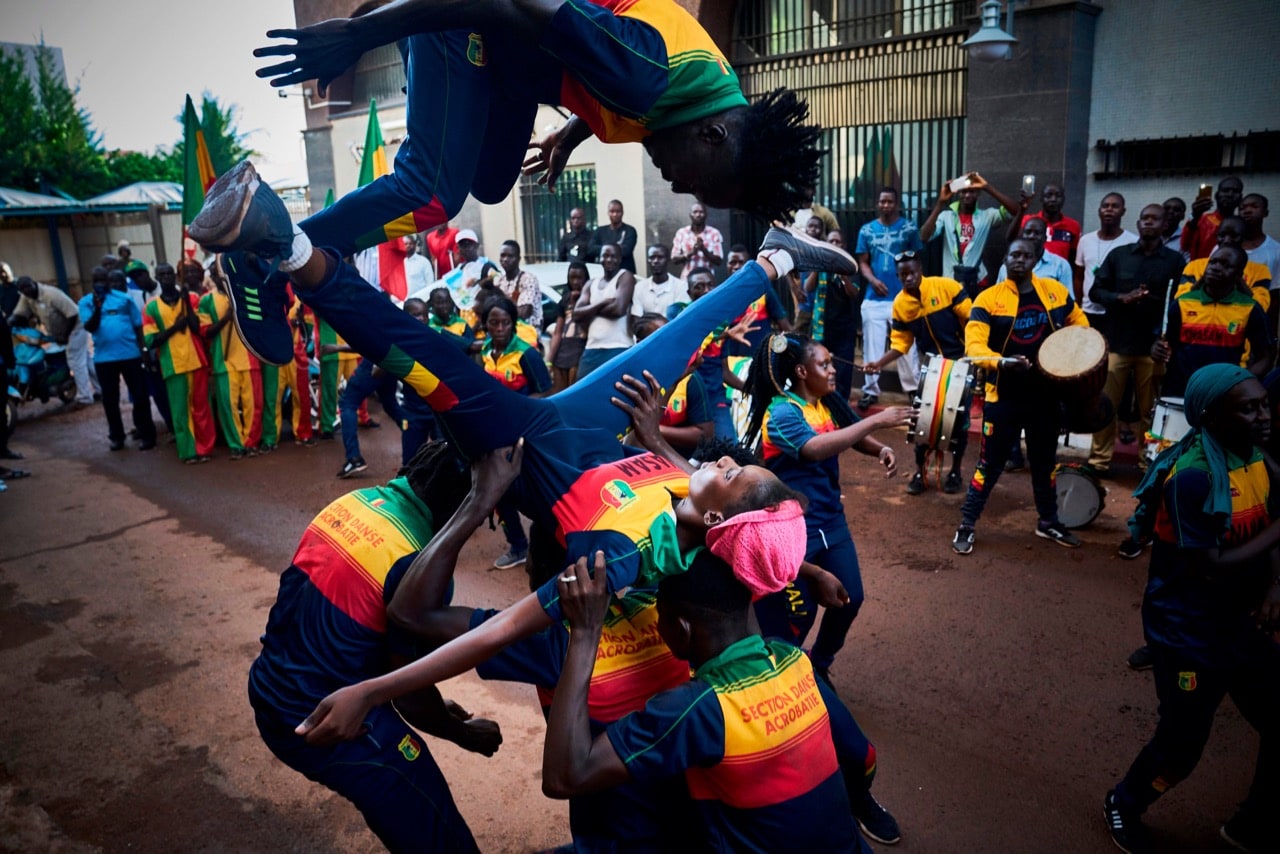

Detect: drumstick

[1160,277,1174,338]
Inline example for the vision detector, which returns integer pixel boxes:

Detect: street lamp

[963,0,1017,62]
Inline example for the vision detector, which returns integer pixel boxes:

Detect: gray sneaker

[189,161,295,259]
[759,225,858,276]
[494,547,528,569]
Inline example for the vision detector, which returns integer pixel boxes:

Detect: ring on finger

[560,574,577,583]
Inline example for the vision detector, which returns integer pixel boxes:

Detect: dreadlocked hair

[690,435,759,468]
[731,89,824,223]
[742,333,817,453]
[399,439,472,527]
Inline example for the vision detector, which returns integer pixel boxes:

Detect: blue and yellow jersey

[760,393,848,530]
[1177,258,1272,312]
[482,336,552,395]
[965,274,1088,402]
[606,636,857,852]
[1164,283,1272,395]
[889,276,971,359]
[661,373,713,428]
[1144,441,1273,666]
[250,479,435,723]
[552,0,747,144]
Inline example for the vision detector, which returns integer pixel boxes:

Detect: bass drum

[1055,464,1105,529]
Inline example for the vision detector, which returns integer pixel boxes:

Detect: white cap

[456,229,479,244]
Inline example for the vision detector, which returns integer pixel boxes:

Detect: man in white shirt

[1075,193,1137,323]
[630,244,680,318]
[404,235,435,296]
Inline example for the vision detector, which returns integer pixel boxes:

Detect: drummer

[952,238,1089,555]
[860,251,973,494]
[1152,244,1273,397]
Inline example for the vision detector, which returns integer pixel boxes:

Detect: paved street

[0,401,1259,852]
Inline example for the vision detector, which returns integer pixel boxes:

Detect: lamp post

[963,0,1018,62]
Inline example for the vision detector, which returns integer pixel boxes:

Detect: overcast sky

[1,0,310,186]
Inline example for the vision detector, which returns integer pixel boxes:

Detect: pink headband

[705,499,806,600]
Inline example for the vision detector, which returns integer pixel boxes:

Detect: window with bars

[1094,131,1280,179]
[518,167,598,263]
[352,44,408,109]
[733,0,967,61]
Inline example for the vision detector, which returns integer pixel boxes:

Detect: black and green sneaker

[213,251,294,366]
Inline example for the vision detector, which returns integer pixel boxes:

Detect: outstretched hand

[612,371,666,450]
[254,21,364,95]
[296,684,374,746]
[523,128,572,193]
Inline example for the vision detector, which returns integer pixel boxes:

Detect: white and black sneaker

[337,457,368,479]
[759,225,858,276]
[952,525,975,555]
[1036,521,1081,548]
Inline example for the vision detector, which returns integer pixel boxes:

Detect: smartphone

[949,175,972,193]
[1197,183,1212,201]
[1022,174,1036,195]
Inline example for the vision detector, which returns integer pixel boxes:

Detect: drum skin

[911,354,974,451]
[1037,326,1114,433]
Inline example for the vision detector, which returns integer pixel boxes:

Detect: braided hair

[398,439,472,527]
[730,89,824,223]
[743,333,817,452]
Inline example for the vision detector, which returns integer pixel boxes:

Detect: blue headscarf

[1129,364,1256,540]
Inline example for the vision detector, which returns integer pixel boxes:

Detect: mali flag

[357,100,410,300]
[181,94,218,226]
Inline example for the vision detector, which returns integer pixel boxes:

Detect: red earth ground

[0,398,1261,852]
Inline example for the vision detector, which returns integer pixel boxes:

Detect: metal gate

[519,167,598,263]
[730,1,970,269]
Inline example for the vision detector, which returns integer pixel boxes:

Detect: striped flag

[181,94,218,225]
[355,100,410,300]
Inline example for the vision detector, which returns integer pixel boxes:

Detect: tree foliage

[168,94,254,176]
[0,42,252,198]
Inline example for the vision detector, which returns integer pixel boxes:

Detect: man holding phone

[1013,181,1080,265]
[920,172,1019,297]
[1182,176,1243,262]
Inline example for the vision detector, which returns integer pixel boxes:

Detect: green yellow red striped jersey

[1144,441,1273,666]
[605,635,857,851]
[143,293,208,377]
[557,0,746,144]
[198,291,260,373]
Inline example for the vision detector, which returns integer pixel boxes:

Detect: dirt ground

[0,398,1261,853]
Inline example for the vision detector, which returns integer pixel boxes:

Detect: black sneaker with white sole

[1126,645,1153,671]
[952,525,975,555]
[851,790,902,845]
[1103,790,1150,854]
[758,225,858,276]
[1220,809,1269,853]
[1036,521,1081,548]
[1117,537,1145,560]
[906,472,925,495]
